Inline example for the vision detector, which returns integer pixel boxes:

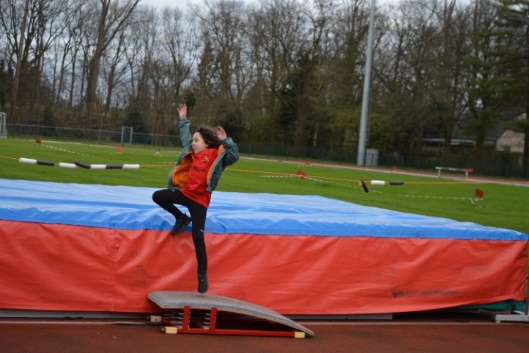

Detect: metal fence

[5,123,528,179]
[6,123,181,147]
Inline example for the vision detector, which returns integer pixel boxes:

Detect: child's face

[192,132,208,153]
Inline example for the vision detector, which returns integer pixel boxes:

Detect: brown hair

[195,124,220,148]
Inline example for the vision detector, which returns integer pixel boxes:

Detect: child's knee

[152,189,166,203]
[152,190,159,202]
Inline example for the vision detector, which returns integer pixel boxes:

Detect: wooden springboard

[148,291,315,338]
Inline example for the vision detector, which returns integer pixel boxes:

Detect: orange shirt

[180,148,218,208]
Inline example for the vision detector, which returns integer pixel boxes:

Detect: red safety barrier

[0,220,526,315]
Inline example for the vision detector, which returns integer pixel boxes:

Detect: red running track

[1,313,528,353]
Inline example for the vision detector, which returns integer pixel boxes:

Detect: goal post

[0,112,6,138]
[121,126,133,144]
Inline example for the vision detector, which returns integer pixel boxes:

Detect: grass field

[1,137,529,235]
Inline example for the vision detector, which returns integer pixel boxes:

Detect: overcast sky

[140,0,200,9]
[140,0,400,10]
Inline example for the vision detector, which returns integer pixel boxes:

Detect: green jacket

[167,118,239,192]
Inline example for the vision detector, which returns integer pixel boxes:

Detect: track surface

[1,312,528,353]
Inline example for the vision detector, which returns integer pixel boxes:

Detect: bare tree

[465,0,507,160]
[375,2,417,154]
[99,25,129,132]
[1,0,31,122]
[149,6,199,137]
[419,0,470,157]
[194,0,253,133]
[53,0,87,113]
[84,0,140,129]
[374,0,469,155]
[311,0,370,150]
[117,4,160,141]
[0,0,69,123]
[30,0,69,123]
[495,0,529,175]
[161,7,197,102]
[246,0,309,144]
[122,6,156,108]
[290,0,336,150]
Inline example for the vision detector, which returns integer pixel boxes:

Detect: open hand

[216,126,227,141]
[177,104,187,120]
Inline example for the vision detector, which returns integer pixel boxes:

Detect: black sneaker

[172,214,191,235]
[198,274,209,293]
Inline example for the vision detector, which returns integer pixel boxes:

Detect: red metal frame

[160,305,305,338]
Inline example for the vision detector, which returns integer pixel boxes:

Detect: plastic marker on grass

[19,157,54,166]
[18,157,140,170]
[58,162,76,169]
[369,180,405,186]
[359,180,369,193]
[20,157,75,168]
[74,160,140,170]
[90,164,107,170]
[370,180,385,185]
[19,157,38,165]
[389,180,404,186]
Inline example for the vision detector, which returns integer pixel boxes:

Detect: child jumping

[152,103,240,293]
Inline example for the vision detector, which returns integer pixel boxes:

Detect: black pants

[152,188,208,276]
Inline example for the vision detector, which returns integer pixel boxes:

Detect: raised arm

[177,104,187,120]
[177,104,192,150]
[215,126,227,141]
